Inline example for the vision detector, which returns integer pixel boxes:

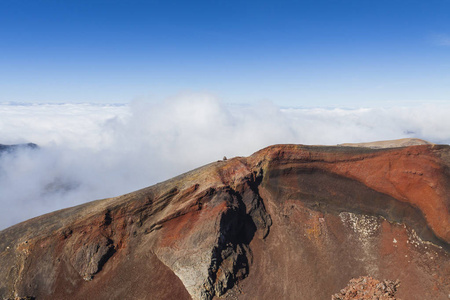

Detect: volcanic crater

[0,139,449,299]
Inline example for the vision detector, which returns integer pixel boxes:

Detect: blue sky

[1,0,450,106]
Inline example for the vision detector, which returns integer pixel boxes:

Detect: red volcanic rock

[0,141,449,300]
[332,276,400,300]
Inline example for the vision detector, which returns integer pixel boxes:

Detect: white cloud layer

[1,95,450,229]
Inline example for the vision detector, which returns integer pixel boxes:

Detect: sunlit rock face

[0,140,449,300]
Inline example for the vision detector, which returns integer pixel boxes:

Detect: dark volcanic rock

[0,143,38,154]
[0,141,449,299]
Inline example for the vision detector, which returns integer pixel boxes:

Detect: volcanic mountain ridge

[0,139,449,299]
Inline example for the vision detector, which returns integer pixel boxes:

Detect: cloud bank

[1,95,450,229]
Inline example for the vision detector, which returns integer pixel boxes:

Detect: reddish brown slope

[0,143,449,300]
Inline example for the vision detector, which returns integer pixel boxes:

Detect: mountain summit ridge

[0,141,449,299]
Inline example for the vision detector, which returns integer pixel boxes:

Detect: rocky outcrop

[332,276,401,300]
[0,141,449,299]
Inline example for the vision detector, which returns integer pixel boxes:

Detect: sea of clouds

[1,94,449,229]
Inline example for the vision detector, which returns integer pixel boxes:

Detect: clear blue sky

[1,0,449,106]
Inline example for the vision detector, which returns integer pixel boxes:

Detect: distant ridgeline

[0,143,39,154]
